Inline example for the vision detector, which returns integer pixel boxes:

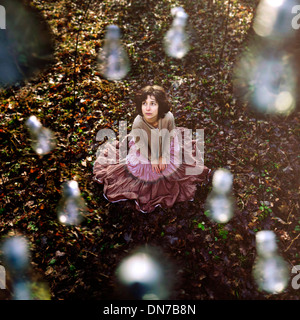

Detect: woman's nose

[146,104,151,110]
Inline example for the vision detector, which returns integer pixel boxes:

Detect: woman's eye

[142,101,156,106]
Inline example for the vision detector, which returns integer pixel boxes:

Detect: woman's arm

[130,116,151,163]
[160,112,175,165]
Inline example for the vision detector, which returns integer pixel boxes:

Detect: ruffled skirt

[93,127,210,213]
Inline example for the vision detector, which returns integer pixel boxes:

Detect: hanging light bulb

[205,169,234,224]
[2,236,29,274]
[251,53,296,115]
[170,6,185,17]
[57,180,87,226]
[233,46,296,116]
[97,25,130,81]
[164,9,190,59]
[2,236,32,300]
[13,280,32,300]
[205,192,234,224]
[1,236,51,300]
[212,168,233,194]
[116,247,171,300]
[253,0,297,40]
[0,0,54,87]
[253,230,289,294]
[25,115,56,155]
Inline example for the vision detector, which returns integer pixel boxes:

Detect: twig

[284,233,300,252]
[69,0,94,179]
[218,0,232,69]
[287,203,295,224]
[278,149,292,168]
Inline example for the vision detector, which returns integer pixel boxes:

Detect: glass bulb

[2,236,29,273]
[164,10,190,59]
[233,47,296,116]
[97,25,130,80]
[171,6,185,17]
[252,55,296,115]
[13,279,32,300]
[253,255,289,294]
[25,115,56,155]
[255,230,277,257]
[205,192,234,224]
[57,180,87,226]
[0,0,54,87]
[212,168,233,194]
[116,249,169,300]
[253,0,297,39]
[253,231,289,294]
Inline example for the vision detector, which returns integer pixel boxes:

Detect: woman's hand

[151,157,167,173]
[151,163,161,174]
[158,156,167,172]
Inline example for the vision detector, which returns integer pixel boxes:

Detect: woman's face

[141,95,159,123]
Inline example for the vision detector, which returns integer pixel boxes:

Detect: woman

[93,85,210,213]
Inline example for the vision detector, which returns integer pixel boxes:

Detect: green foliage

[217,225,229,240]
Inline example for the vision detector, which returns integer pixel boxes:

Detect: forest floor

[0,0,299,300]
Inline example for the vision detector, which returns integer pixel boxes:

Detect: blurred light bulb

[171,6,185,17]
[97,25,130,80]
[251,55,296,115]
[2,236,29,273]
[253,0,297,39]
[13,280,31,300]
[205,168,234,223]
[2,236,33,299]
[233,47,296,116]
[0,0,54,87]
[25,115,56,155]
[57,180,87,226]
[253,230,289,294]
[255,230,277,257]
[116,248,170,300]
[118,253,161,285]
[205,192,234,223]
[212,168,233,194]
[164,9,190,59]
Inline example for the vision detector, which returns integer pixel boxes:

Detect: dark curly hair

[134,85,171,120]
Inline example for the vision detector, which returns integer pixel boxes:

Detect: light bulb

[2,236,29,273]
[97,25,130,80]
[0,0,54,87]
[25,115,56,155]
[212,168,233,194]
[170,6,185,17]
[116,248,170,300]
[13,280,31,300]
[57,180,87,226]
[164,9,190,59]
[252,55,296,115]
[2,236,33,300]
[205,192,234,224]
[253,0,297,39]
[233,47,296,116]
[255,230,277,257]
[1,236,50,300]
[253,231,289,294]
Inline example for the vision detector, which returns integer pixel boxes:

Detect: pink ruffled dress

[93,113,210,213]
